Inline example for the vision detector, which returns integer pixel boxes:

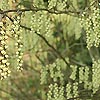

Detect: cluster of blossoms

[33,0,44,8]
[48,0,67,11]
[66,82,79,99]
[70,65,91,88]
[70,65,77,80]
[76,60,100,93]
[79,67,84,83]
[84,66,90,89]
[1,0,9,10]
[48,62,64,83]
[47,83,64,100]
[80,2,100,49]
[31,11,53,42]
[73,82,79,98]
[47,84,53,100]
[79,66,92,90]
[31,11,49,34]
[42,63,80,100]
[47,82,79,100]
[92,59,100,94]
[40,59,64,85]
[41,59,65,99]
[11,16,23,71]
[70,65,92,90]
[66,82,72,99]
[0,21,11,80]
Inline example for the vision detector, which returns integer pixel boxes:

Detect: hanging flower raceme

[11,16,23,71]
[92,59,100,94]
[47,83,64,100]
[80,2,100,49]
[0,21,11,80]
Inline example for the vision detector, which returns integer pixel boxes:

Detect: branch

[0,7,80,16]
